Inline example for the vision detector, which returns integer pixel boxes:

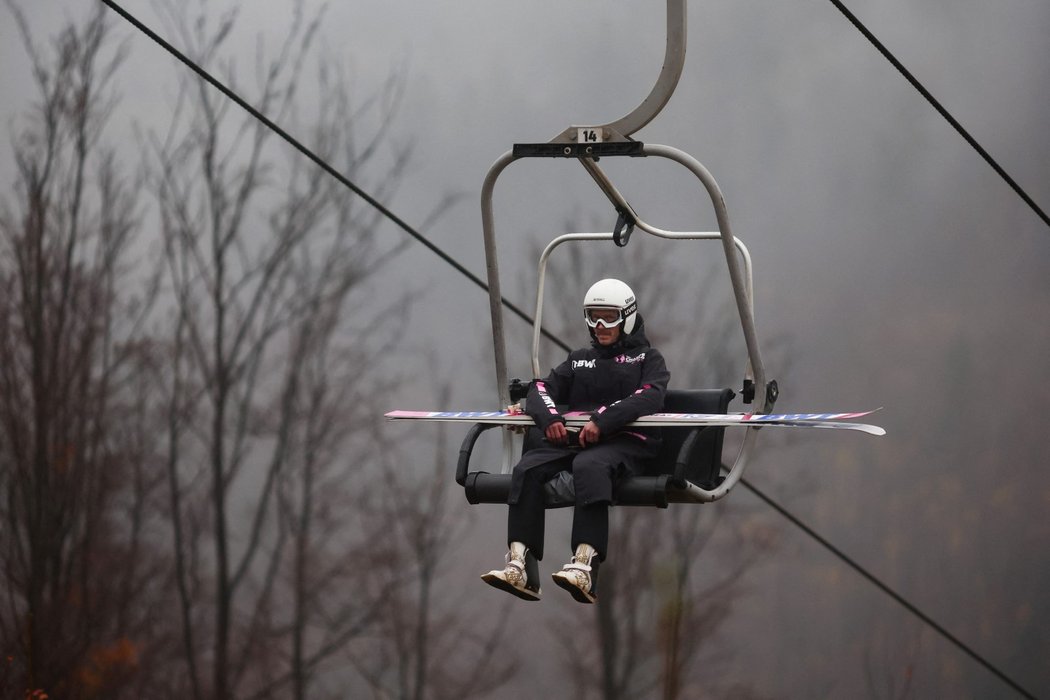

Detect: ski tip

[385,410,421,420]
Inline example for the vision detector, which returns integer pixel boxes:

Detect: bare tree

[341,374,520,700]
[143,1,487,697]
[0,5,170,698]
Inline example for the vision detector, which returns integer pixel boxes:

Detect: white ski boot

[551,543,599,604]
[481,542,541,601]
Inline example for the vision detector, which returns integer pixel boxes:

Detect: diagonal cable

[827,0,1049,229]
[743,476,1037,699]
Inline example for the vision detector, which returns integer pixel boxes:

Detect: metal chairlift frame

[476,0,775,502]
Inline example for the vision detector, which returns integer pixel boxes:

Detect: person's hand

[578,420,601,448]
[545,421,568,445]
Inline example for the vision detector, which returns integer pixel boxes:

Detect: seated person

[482,278,669,603]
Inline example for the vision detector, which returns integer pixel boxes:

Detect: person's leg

[549,503,606,604]
[482,454,569,600]
[567,441,626,561]
[552,438,656,603]
[570,502,608,559]
[569,437,652,507]
[549,445,624,603]
[505,452,573,557]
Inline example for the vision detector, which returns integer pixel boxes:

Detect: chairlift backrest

[656,388,735,488]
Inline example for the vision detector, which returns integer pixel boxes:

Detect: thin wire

[99,2,1036,696]
[827,0,1050,230]
[96,0,570,354]
[742,476,1037,699]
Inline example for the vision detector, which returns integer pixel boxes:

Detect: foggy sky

[3,0,1049,696]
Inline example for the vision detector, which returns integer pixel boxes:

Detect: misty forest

[1,1,1047,699]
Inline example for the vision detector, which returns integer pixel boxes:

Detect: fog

[3,0,1048,696]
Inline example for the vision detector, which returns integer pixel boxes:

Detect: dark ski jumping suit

[507,315,670,561]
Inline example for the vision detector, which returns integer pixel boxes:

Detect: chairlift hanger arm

[476,0,773,500]
[549,0,687,144]
[480,149,521,418]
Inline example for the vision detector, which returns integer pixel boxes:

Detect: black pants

[508,462,610,561]
[506,437,655,561]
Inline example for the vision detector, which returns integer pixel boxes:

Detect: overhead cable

[743,477,1036,699]
[97,0,570,354]
[827,0,1049,229]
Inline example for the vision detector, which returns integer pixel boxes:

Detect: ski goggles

[584,306,625,329]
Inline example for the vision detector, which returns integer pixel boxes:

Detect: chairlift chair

[458,0,778,506]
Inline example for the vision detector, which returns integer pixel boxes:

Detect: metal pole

[641,144,770,413]
[480,151,520,470]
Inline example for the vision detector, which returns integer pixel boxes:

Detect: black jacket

[524,315,669,446]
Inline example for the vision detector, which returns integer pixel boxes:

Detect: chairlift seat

[456,388,735,508]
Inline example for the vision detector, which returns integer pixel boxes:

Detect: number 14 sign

[578,128,603,143]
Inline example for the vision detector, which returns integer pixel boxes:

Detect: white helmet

[583,278,638,334]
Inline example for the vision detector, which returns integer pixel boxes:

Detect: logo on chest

[572,359,596,369]
[615,352,646,364]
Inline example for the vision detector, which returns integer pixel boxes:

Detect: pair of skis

[384,409,885,436]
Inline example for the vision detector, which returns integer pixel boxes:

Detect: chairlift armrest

[670,426,707,488]
[456,422,501,486]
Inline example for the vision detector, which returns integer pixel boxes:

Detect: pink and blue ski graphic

[384,409,885,436]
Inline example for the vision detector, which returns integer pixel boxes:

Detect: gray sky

[3,0,1049,695]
